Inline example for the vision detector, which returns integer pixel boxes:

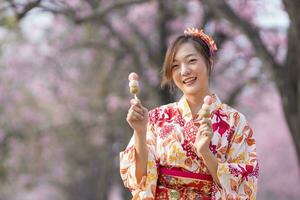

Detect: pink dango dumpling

[203,95,213,105]
[200,95,213,118]
[128,72,139,81]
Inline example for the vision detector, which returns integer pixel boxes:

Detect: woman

[120,28,259,199]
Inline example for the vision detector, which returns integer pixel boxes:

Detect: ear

[209,58,213,66]
[209,58,214,71]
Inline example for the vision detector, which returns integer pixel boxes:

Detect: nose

[180,63,191,76]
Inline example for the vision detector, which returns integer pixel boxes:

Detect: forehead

[173,42,199,62]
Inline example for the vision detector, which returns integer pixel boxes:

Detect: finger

[130,98,142,107]
[200,120,212,128]
[198,126,210,134]
[199,132,208,137]
[131,109,144,119]
[199,123,212,130]
[200,118,211,124]
[199,124,212,133]
[207,120,212,127]
[141,107,148,115]
[197,131,210,139]
[134,114,143,121]
[195,131,209,143]
[201,131,212,137]
[130,114,139,121]
[128,112,142,122]
[132,105,145,116]
[135,104,148,116]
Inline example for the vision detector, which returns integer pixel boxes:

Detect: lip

[183,77,197,85]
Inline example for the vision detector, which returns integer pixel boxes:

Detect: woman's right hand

[126,98,148,136]
[127,99,149,182]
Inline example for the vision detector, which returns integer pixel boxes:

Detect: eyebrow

[173,54,196,62]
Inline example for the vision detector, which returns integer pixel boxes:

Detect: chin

[183,87,200,96]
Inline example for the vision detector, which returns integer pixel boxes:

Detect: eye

[171,64,179,70]
[188,59,197,64]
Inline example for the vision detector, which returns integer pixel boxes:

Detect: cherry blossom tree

[0,0,299,199]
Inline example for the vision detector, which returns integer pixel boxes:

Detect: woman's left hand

[194,118,213,155]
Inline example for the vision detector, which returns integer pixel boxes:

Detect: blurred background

[0,0,299,199]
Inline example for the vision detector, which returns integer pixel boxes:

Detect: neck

[185,89,211,115]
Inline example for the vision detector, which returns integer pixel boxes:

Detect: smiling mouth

[183,77,197,85]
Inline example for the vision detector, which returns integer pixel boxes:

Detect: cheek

[197,63,209,76]
[171,72,180,85]
[171,74,176,83]
[204,65,210,77]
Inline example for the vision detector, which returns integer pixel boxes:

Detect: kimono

[120,94,259,199]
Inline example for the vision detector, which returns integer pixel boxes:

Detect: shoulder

[219,103,252,137]
[211,94,247,125]
[217,103,248,127]
[148,102,177,115]
[221,103,246,118]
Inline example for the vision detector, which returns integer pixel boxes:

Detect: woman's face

[171,42,209,96]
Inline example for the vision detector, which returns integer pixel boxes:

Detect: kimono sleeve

[214,114,259,200]
[119,112,159,199]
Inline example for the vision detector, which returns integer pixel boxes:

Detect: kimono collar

[177,93,222,121]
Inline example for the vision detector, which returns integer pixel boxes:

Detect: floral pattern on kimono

[120,94,259,200]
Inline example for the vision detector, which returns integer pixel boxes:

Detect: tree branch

[157,0,171,62]
[16,0,42,20]
[62,40,124,55]
[282,0,300,37]
[226,77,259,106]
[155,0,175,103]
[74,0,151,24]
[200,0,283,88]
[126,19,157,65]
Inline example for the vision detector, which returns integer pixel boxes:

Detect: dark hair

[161,35,213,90]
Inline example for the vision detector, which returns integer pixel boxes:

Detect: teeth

[183,77,196,84]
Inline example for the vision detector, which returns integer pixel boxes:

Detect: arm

[120,105,159,199]
[201,150,222,188]
[214,118,259,199]
[124,98,149,186]
[195,117,222,187]
[134,130,148,183]
[196,115,259,199]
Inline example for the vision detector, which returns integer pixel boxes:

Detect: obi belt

[155,165,213,200]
